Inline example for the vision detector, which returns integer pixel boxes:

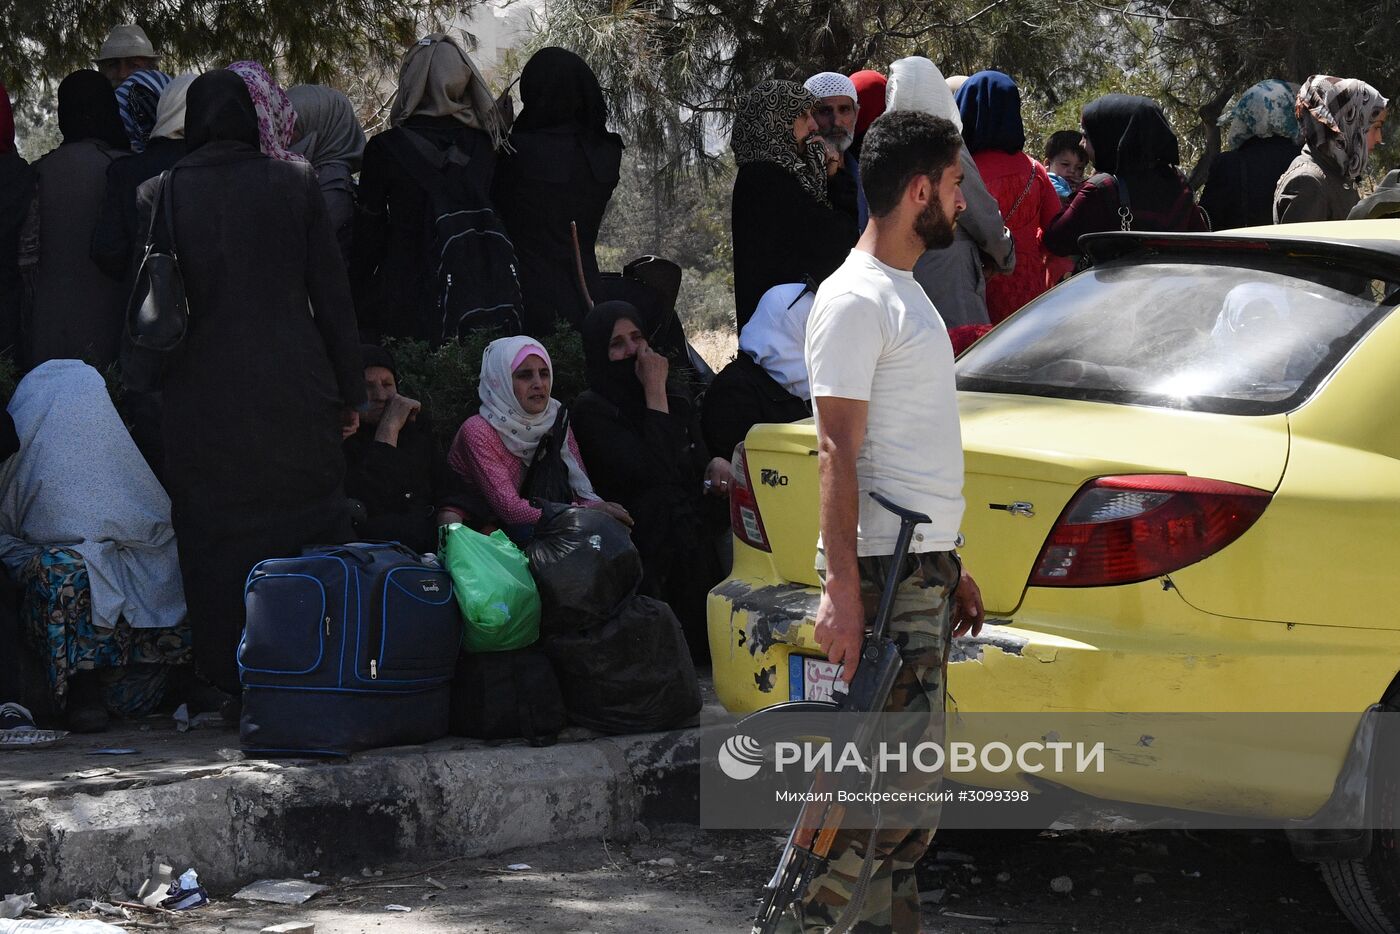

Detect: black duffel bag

[448,647,567,746]
[544,594,702,734]
[526,502,642,634]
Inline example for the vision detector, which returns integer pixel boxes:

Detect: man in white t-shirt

[796,110,986,932]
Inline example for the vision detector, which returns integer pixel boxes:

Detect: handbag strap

[143,170,180,258]
[1114,174,1133,231]
[162,169,179,259]
[1004,168,1037,224]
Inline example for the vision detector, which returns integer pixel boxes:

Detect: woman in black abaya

[492,48,624,335]
[136,70,365,696]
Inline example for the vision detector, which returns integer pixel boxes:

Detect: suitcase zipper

[370,659,378,680]
[325,615,331,636]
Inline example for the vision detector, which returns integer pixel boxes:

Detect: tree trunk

[1188,87,1236,193]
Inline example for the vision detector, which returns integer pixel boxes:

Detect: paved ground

[21,823,1354,933]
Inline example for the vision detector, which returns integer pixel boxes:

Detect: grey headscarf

[389,34,508,150]
[288,84,367,170]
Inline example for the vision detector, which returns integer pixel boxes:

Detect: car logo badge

[989,501,1035,518]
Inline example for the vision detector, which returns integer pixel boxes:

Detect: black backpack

[384,128,524,341]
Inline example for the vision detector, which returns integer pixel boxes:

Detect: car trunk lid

[737,397,1289,610]
[957,392,1289,613]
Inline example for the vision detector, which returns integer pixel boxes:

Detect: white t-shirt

[805,249,965,556]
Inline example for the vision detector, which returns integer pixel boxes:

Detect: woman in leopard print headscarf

[730,79,858,328]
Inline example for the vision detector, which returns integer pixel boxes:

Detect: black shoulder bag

[520,406,576,505]
[125,171,189,356]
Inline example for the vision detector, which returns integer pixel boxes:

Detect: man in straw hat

[95,25,159,88]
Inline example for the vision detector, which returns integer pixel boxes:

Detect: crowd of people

[0,23,1392,735]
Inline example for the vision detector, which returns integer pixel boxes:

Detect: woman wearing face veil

[569,302,730,660]
[135,70,365,698]
[492,48,624,336]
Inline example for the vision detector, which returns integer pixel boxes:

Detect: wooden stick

[570,221,595,312]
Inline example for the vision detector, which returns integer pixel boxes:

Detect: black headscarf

[360,343,398,380]
[582,301,649,413]
[184,69,260,152]
[513,47,617,141]
[57,70,128,149]
[1081,94,1180,175]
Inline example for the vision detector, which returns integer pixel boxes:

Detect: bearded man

[794,109,987,933]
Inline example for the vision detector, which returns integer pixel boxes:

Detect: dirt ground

[32,823,1356,934]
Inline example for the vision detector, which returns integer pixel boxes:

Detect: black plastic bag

[526,502,642,634]
[544,594,702,734]
[448,647,567,746]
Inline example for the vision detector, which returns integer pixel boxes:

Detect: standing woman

[1275,76,1388,224]
[352,34,509,341]
[1043,94,1207,257]
[886,56,1015,330]
[27,71,131,369]
[0,81,33,359]
[137,70,365,696]
[1199,79,1302,230]
[730,80,857,330]
[493,48,624,336]
[288,84,367,266]
[956,70,1061,323]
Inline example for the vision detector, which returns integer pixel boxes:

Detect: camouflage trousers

[800,550,960,934]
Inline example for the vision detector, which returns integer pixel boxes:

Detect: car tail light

[1030,475,1271,587]
[729,443,771,553]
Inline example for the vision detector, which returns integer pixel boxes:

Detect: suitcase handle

[313,541,425,565]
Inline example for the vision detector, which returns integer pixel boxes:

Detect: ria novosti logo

[715,730,1107,781]
[718,734,765,780]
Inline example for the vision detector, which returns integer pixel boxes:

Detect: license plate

[789,655,846,702]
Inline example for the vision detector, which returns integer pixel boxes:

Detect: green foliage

[386,328,588,449]
[536,1,1400,197]
[2,0,449,98]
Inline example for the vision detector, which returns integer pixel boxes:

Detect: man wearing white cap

[804,70,867,230]
[95,25,159,88]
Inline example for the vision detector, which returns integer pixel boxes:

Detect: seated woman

[702,281,814,461]
[448,336,630,543]
[0,360,190,732]
[344,344,477,554]
[570,302,730,660]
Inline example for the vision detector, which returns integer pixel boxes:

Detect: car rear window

[955,259,1395,415]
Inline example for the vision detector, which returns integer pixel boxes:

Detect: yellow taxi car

[707,221,1400,933]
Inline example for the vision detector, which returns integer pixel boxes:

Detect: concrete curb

[0,726,705,903]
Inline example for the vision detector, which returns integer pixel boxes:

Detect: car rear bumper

[707,573,1399,822]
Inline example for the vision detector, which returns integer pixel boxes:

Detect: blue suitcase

[238,542,460,756]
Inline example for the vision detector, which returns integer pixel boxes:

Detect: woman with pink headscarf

[449,336,630,543]
[227,60,306,163]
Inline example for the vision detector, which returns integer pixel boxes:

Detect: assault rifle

[745,492,932,934]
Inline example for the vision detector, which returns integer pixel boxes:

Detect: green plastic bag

[440,523,542,652]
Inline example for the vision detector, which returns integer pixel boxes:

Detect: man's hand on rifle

[952,568,985,638]
[815,576,865,682]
